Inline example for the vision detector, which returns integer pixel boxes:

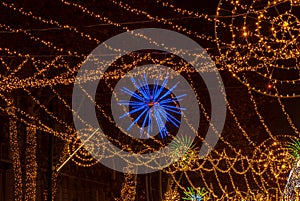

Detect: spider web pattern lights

[118,73,186,139]
[251,136,294,187]
[67,136,99,167]
[215,0,300,97]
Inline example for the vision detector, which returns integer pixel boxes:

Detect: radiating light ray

[118,73,185,139]
[182,187,208,201]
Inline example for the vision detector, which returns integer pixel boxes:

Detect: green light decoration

[287,139,300,159]
[169,136,198,171]
[170,136,195,162]
[182,187,208,201]
[283,139,300,199]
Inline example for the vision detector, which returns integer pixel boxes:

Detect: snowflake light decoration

[170,135,195,161]
[169,136,197,170]
[182,187,208,201]
[118,73,186,139]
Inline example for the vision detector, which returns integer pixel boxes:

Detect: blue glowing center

[191,195,203,201]
[129,84,178,129]
[118,74,186,139]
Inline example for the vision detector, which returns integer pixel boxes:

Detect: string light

[24,125,37,201]
[114,166,137,201]
[215,0,300,97]
[8,100,23,200]
[67,135,99,167]
[2,0,300,200]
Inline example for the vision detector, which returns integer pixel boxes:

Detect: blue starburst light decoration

[118,73,186,139]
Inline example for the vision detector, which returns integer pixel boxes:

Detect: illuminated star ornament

[182,187,208,201]
[118,73,186,139]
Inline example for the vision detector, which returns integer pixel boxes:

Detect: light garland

[8,99,23,200]
[24,125,37,201]
[2,0,300,200]
[163,189,180,201]
[215,0,300,97]
[67,136,99,167]
[115,166,137,201]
